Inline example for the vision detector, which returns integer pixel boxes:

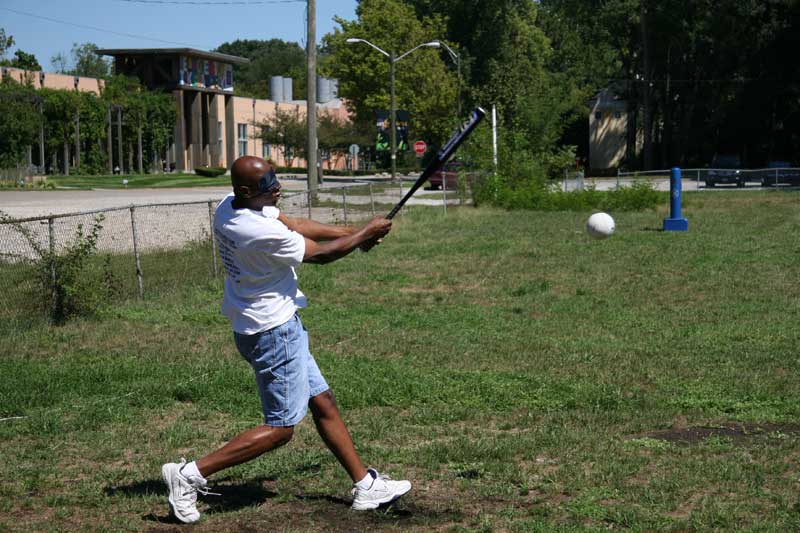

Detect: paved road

[0,174,466,219]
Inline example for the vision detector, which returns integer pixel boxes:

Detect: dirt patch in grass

[637,422,800,445]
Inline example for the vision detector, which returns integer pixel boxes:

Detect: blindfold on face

[258,168,279,193]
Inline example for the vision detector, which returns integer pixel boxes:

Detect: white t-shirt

[214,193,307,334]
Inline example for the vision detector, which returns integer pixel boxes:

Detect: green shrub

[194,166,227,177]
[0,212,117,322]
[473,178,663,212]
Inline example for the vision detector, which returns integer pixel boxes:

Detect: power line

[0,6,206,48]
[118,0,303,4]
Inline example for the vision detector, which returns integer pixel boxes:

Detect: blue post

[663,167,688,231]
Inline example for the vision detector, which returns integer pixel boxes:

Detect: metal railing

[617,167,800,189]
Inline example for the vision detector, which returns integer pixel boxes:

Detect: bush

[0,212,117,322]
[473,178,663,212]
[194,166,227,177]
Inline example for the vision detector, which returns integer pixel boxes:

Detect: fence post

[307,190,313,219]
[208,200,218,278]
[442,178,447,215]
[616,167,621,189]
[48,217,57,317]
[342,187,348,225]
[129,206,144,299]
[369,183,375,216]
[696,169,700,189]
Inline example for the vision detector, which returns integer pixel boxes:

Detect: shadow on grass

[106,477,454,526]
[105,476,279,519]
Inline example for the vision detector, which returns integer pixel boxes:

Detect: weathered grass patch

[1,190,800,531]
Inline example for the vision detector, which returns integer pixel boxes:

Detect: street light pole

[390,50,396,179]
[435,41,460,117]
[346,38,441,180]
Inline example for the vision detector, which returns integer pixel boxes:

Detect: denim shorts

[234,314,329,427]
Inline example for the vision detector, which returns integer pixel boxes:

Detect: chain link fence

[0,179,472,321]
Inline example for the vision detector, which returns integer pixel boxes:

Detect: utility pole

[306,0,318,195]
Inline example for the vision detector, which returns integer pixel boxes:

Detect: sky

[0,0,358,70]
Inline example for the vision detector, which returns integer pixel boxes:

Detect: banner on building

[179,56,234,92]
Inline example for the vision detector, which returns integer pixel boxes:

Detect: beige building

[3,48,351,173]
[588,89,628,171]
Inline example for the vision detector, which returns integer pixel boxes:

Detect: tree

[318,112,371,169]
[48,43,110,78]
[0,77,41,167]
[10,50,41,71]
[214,39,306,99]
[50,52,70,74]
[539,0,800,169]
[258,107,307,167]
[71,43,110,78]
[407,0,581,181]
[321,0,458,150]
[0,28,14,64]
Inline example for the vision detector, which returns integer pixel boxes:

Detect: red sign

[413,140,427,156]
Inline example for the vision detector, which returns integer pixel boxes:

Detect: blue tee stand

[663,167,689,232]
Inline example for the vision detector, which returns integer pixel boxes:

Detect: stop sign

[413,140,427,156]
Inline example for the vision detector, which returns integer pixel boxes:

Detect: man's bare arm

[279,213,356,241]
[302,217,391,264]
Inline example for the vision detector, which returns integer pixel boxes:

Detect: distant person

[161,155,410,523]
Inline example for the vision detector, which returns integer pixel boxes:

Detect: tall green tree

[540,0,800,169]
[257,107,307,167]
[71,43,110,78]
[214,39,306,99]
[0,28,13,63]
[322,0,458,148]
[0,77,41,167]
[10,50,41,71]
[49,43,110,78]
[412,0,583,182]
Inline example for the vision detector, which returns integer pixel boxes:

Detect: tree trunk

[640,3,654,170]
[63,141,70,176]
[107,106,114,173]
[137,126,143,174]
[75,110,81,171]
[128,142,134,175]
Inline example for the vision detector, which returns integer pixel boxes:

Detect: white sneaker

[351,468,412,510]
[161,459,216,523]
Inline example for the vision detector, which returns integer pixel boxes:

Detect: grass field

[1,191,800,531]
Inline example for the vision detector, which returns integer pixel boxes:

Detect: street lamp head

[346,38,362,43]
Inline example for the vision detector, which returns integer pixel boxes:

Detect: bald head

[231,155,270,189]
[229,155,281,208]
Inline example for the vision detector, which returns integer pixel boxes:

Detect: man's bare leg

[196,425,294,477]
[309,390,368,482]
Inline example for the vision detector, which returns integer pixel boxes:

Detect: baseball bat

[385,107,486,220]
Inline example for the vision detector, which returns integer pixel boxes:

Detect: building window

[262,143,271,159]
[217,121,223,156]
[237,123,248,157]
[594,111,602,120]
[613,111,622,119]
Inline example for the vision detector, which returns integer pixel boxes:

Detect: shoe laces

[184,476,220,497]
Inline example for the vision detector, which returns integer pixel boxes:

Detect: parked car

[428,160,464,190]
[760,160,800,187]
[706,154,745,187]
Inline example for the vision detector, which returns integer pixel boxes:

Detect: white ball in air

[586,212,615,239]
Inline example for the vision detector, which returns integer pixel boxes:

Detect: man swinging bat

[161,155,410,523]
